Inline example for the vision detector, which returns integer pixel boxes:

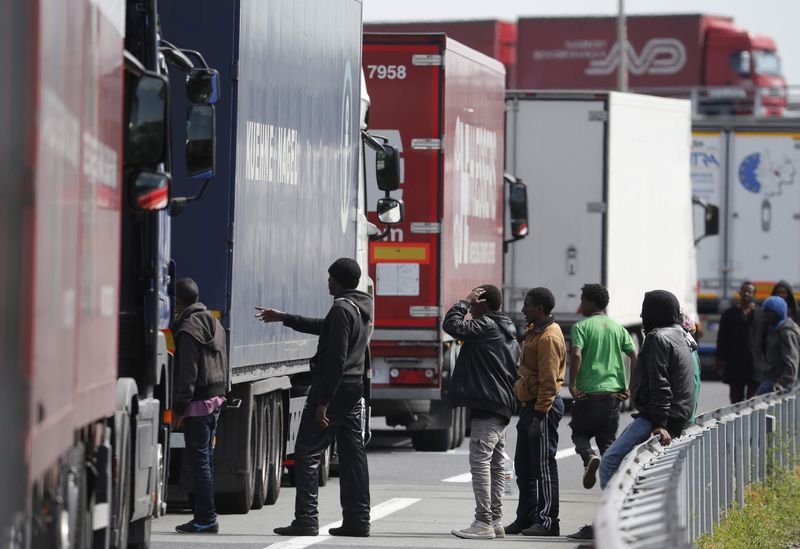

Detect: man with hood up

[598,290,695,489]
[771,280,798,322]
[755,296,800,395]
[442,285,520,540]
[172,278,229,534]
[257,258,373,538]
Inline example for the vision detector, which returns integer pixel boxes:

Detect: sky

[363,0,800,85]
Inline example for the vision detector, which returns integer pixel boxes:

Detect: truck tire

[127,516,151,549]
[216,408,256,514]
[265,394,284,505]
[112,415,132,549]
[252,395,268,510]
[454,407,466,448]
[411,428,450,452]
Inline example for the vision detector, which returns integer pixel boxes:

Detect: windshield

[753,50,782,77]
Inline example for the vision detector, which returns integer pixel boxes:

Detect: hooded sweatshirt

[442,301,520,420]
[761,296,800,387]
[772,280,798,322]
[172,302,228,416]
[630,291,695,435]
[283,289,373,406]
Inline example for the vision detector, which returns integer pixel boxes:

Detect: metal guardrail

[595,390,800,548]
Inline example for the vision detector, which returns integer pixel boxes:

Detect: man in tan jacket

[504,287,566,537]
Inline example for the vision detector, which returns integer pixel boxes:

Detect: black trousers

[568,397,620,466]
[293,378,370,528]
[514,397,563,532]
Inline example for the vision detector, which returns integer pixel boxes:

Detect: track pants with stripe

[513,397,564,532]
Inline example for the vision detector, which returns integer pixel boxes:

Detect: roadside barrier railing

[595,390,799,548]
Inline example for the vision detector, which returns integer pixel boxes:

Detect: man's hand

[568,385,586,400]
[615,389,630,401]
[172,415,184,430]
[528,415,544,438]
[255,307,285,323]
[465,287,486,305]
[652,427,672,446]
[315,404,329,428]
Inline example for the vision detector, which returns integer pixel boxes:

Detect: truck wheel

[127,516,151,549]
[319,447,330,487]
[265,394,284,505]
[448,408,459,449]
[411,429,450,452]
[216,408,256,514]
[63,443,88,549]
[112,415,132,549]
[454,407,466,448]
[252,396,268,510]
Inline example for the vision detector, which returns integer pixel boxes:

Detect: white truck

[692,119,800,367]
[504,91,709,384]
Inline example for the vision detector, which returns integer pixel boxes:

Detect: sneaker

[273,523,319,536]
[583,455,601,489]
[567,524,594,540]
[175,520,218,534]
[521,522,560,536]
[503,520,530,535]
[329,525,370,537]
[492,520,505,538]
[451,520,495,540]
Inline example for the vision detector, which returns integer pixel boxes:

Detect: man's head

[580,284,609,316]
[739,281,756,307]
[522,287,555,324]
[470,284,502,317]
[640,290,680,334]
[327,257,361,296]
[175,278,199,315]
[763,295,788,327]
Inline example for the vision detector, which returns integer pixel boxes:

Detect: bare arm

[569,346,585,399]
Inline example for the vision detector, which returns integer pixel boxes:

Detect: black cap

[328,258,361,289]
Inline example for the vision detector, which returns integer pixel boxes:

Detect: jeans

[294,378,370,528]
[182,408,221,523]
[569,397,620,465]
[598,416,653,489]
[468,415,507,525]
[756,380,778,395]
[514,397,564,532]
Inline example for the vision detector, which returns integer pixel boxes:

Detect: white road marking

[442,446,596,482]
[265,497,420,549]
[442,472,472,483]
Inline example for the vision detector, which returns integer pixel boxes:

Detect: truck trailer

[504,91,706,356]
[692,119,800,366]
[362,33,527,452]
[1,0,217,546]
[159,0,401,512]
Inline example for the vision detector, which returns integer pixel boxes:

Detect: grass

[697,467,800,548]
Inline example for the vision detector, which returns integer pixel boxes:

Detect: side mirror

[377,197,404,225]
[507,177,529,241]
[130,170,170,211]
[376,144,401,192]
[186,68,220,105]
[186,105,216,180]
[704,204,720,236]
[127,73,168,166]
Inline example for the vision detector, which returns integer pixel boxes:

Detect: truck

[503,91,714,380]
[158,0,402,512]
[1,0,218,547]
[691,119,800,368]
[364,20,517,87]
[516,14,787,117]
[365,15,788,117]
[362,33,528,452]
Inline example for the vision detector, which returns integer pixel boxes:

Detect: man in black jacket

[172,278,229,534]
[443,285,520,540]
[598,290,694,489]
[257,258,372,538]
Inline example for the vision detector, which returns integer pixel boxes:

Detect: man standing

[443,285,520,540]
[598,290,695,489]
[568,284,636,491]
[172,278,229,534]
[755,296,800,395]
[716,281,763,403]
[258,258,372,537]
[505,287,566,537]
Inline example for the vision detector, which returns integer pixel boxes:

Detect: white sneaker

[451,520,496,539]
[492,520,505,538]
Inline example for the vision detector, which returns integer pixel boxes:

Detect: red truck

[516,14,787,116]
[366,14,787,117]
[362,33,527,452]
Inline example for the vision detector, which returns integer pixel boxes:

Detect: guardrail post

[711,425,721,526]
[734,415,745,508]
[759,407,768,485]
[725,420,735,512]
[702,429,713,535]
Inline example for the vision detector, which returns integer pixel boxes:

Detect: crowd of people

[166,262,800,540]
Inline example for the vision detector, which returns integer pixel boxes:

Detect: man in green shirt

[568,284,636,490]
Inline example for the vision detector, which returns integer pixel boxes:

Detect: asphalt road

[151,381,730,549]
